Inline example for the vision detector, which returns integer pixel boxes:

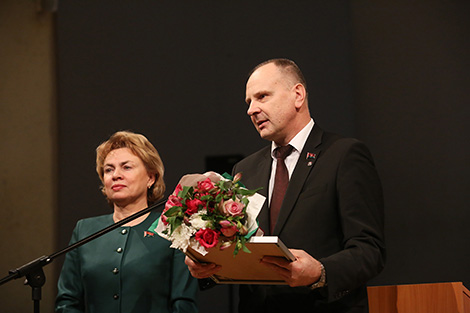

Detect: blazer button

[121,229,128,235]
[113,294,119,300]
[116,247,123,253]
[112,268,119,274]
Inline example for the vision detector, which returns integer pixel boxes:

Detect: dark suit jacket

[232,125,385,313]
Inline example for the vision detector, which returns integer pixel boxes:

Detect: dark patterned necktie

[270,145,294,234]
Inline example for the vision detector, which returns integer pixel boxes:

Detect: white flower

[189,210,210,229]
[168,223,196,252]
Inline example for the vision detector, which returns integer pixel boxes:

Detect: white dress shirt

[268,119,315,205]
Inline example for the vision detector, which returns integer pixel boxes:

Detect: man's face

[245,63,298,146]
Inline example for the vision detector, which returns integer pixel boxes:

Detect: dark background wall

[351,2,469,286]
[56,1,355,237]
[54,1,469,312]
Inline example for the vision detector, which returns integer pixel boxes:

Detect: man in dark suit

[186,58,385,313]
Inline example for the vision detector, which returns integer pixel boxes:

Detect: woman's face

[102,147,155,208]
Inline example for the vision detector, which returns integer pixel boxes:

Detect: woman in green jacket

[56,131,198,313]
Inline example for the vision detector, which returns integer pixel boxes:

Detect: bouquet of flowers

[149,171,265,257]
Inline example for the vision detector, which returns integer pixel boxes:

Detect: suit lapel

[246,149,272,235]
[273,125,324,235]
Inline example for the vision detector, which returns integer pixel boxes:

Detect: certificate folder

[185,236,295,284]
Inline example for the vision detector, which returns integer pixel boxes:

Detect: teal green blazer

[56,210,198,313]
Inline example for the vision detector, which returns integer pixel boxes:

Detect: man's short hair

[248,58,308,93]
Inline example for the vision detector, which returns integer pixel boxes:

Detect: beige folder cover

[185,236,295,284]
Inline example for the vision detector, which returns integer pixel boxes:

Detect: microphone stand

[0,199,166,313]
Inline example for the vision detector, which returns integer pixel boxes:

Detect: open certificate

[185,236,295,284]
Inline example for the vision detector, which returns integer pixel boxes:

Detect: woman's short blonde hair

[96,131,165,205]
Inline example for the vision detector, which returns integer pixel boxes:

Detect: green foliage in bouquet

[160,173,261,256]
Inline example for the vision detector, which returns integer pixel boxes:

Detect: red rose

[165,194,182,211]
[197,178,215,193]
[161,213,169,225]
[163,195,183,225]
[219,220,239,237]
[173,184,183,196]
[195,228,219,249]
[185,199,203,215]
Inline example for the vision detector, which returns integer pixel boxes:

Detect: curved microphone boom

[0,198,167,312]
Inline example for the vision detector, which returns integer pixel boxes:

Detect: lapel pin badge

[306,152,316,167]
[144,230,155,238]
